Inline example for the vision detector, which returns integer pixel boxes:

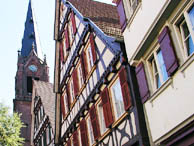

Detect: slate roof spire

[21,0,43,60]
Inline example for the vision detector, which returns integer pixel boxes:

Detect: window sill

[86,65,96,83]
[98,129,111,142]
[149,77,173,103]
[112,112,128,128]
[179,52,194,74]
[70,97,77,110]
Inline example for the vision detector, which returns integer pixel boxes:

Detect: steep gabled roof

[33,81,55,130]
[67,0,122,38]
[21,0,43,60]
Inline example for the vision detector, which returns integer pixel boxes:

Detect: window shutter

[81,51,88,80]
[71,11,77,35]
[61,95,66,118]
[60,42,64,63]
[135,63,150,103]
[80,53,86,82]
[158,26,179,76]
[119,67,132,110]
[80,119,89,146]
[73,130,79,146]
[89,33,97,64]
[89,105,101,140]
[117,0,127,31]
[67,139,71,146]
[73,68,79,96]
[65,28,70,51]
[66,83,71,108]
[101,88,114,128]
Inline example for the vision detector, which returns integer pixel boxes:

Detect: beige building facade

[115,0,194,145]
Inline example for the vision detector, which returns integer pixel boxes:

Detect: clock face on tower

[28,64,38,72]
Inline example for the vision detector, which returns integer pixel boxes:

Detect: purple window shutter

[135,63,150,103]
[158,26,179,76]
[117,0,127,31]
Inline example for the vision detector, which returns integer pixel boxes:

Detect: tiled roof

[68,0,122,38]
[33,81,55,130]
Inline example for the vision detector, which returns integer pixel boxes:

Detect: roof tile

[68,0,122,38]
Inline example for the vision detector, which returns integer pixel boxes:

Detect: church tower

[13,1,49,145]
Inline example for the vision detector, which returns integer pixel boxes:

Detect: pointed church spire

[21,0,43,60]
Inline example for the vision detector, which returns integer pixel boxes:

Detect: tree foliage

[0,103,24,146]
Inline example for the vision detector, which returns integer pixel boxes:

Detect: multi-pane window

[128,0,139,17]
[179,19,194,56]
[46,127,50,145]
[116,0,140,30]
[148,48,168,90]
[63,92,69,114]
[68,20,74,45]
[70,79,75,104]
[87,117,94,145]
[43,131,47,146]
[97,102,107,134]
[78,63,84,88]
[87,45,94,71]
[110,78,125,120]
[176,5,194,57]
[62,39,67,58]
[78,129,82,146]
[40,106,44,121]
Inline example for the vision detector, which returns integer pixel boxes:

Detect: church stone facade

[13,1,49,146]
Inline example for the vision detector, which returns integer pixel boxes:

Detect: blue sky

[0,0,113,112]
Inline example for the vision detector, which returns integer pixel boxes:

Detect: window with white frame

[70,79,75,104]
[176,5,194,57]
[87,117,94,145]
[109,78,125,120]
[62,39,67,58]
[86,45,94,71]
[97,102,107,134]
[63,92,69,114]
[46,126,50,145]
[78,63,84,89]
[128,0,139,17]
[148,47,168,90]
[78,128,82,146]
[68,17,74,45]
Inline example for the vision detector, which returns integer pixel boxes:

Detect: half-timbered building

[31,81,55,146]
[114,0,194,145]
[54,0,150,146]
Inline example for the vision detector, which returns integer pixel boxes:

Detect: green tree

[0,103,24,146]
